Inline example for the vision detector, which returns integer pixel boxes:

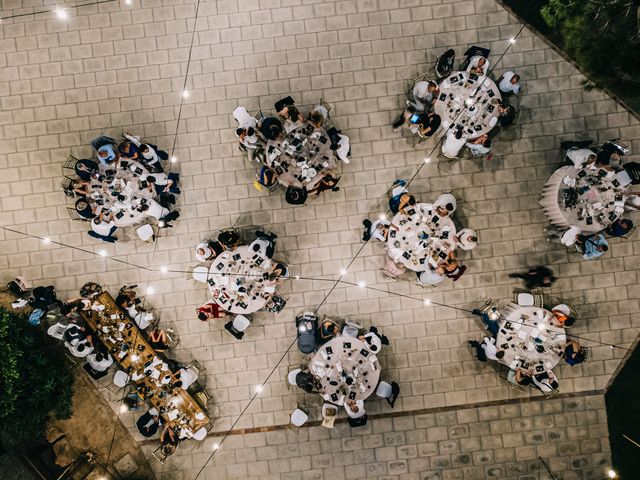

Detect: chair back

[622,225,637,239]
[63,155,79,169]
[113,370,130,387]
[376,381,393,399]
[233,315,251,331]
[290,408,309,427]
[66,207,88,222]
[192,427,207,441]
[136,224,155,242]
[517,293,534,306]
[348,414,368,428]
[192,266,209,283]
[342,319,362,338]
[287,368,302,386]
[47,323,68,340]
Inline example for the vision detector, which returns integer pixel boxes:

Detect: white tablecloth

[496,305,566,371]
[434,71,501,139]
[309,335,380,406]
[206,246,275,314]
[539,165,628,233]
[387,203,457,272]
[266,122,337,189]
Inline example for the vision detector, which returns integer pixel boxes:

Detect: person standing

[508,266,557,289]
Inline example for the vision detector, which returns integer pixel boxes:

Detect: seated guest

[68,340,93,358]
[117,141,139,160]
[136,408,161,438]
[160,426,179,456]
[172,367,198,390]
[142,173,180,195]
[455,229,478,250]
[195,240,225,262]
[498,71,521,94]
[87,352,113,372]
[275,96,296,117]
[308,175,341,196]
[97,143,118,165]
[295,370,320,394]
[623,161,640,184]
[318,319,339,345]
[438,253,466,282]
[566,148,597,169]
[435,48,456,78]
[507,367,532,387]
[308,110,326,129]
[388,179,415,215]
[394,110,441,137]
[148,329,170,352]
[196,301,225,321]
[409,80,439,111]
[563,340,587,366]
[596,142,623,167]
[259,117,284,140]
[468,336,504,362]
[441,129,467,158]
[75,159,98,180]
[236,126,260,151]
[71,179,91,197]
[344,399,366,419]
[550,306,576,328]
[359,326,389,354]
[494,101,516,127]
[605,218,634,238]
[64,324,89,345]
[124,133,167,172]
[270,262,289,280]
[217,230,240,250]
[89,211,118,243]
[531,369,559,394]
[433,193,456,216]
[250,230,278,259]
[330,130,351,164]
[508,266,557,289]
[416,268,446,286]
[75,198,95,219]
[466,134,492,157]
[576,233,608,260]
[362,217,391,242]
[116,293,154,330]
[466,55,489,75]
[471,307,500,337]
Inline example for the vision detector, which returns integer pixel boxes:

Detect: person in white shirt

[68,340,93,358]
[87,352,114,372]
[498,71,521,94]
[123,133,165,172]
[333,133,351,164]
[441,129,467,158]
[141,199,170,221]
[174,367,198,390]
[409,80,439,111]
[531,369,559,394]
[466,56,489,75]
[468,337,504,362]
[89,212,118,243]
[566,148,597,169]
[416,268,446,286]
[466,134,492,157]
[345,399,365,419]
[362,218,391,242]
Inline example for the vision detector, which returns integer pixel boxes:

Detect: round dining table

[539,165,628,233]
[309,335,380,406]
[434,71,502,139]
[206,246,276,314]
[495,304,566,371]
[386,202,457,272]
[265,122,337,189]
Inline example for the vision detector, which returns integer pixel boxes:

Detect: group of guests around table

[468,299,587,395]
[392,46,521,160]
[234,96,350,204]
[546,138,638,259]
[362,179,474,286]
[22,281,204,456]
[64,133,181,243]
[290,316,400,427]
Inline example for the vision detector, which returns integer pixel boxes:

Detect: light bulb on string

[255,384,263,393]
[146,286,155,295]
[98,249,107,257]
[423,299,432,306]
[170,156,177,163]
[160,266,168,273]
[212,443,220,451]
[42,237,51,244]
[379,214,387,221]
[607,470,617,479]
[424,157,431,163]
[55,8,68,19]
[339,268,347,275]
[357,281,366,288]
[182,90,190,98]
[509,37,516,44]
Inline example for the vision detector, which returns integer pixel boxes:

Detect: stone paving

[1,0,638,478]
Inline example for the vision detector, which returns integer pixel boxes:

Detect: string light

[55,8,68,19]
[607,470,617,479]
[182,90,190,98]
[379,214,387,221]
[146,286,155,295]
[509,37,516,44]
[158,220,166,228]
[465,98,474,107]
[98,249,107,257]
[212,443,220,451]
[357,281,366,288]
[423,157,431,163]
[160,266,168,273]
[42,237,51,244]
[423,299,432,306]
[118,405,127,414]
[124,0,132,4]
[255,384,263,393]
[339,268,347,275]
[170,156,177,163]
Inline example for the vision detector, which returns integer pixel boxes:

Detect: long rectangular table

[81,292,210,435]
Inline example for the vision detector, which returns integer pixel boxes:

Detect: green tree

[0,308,73,446]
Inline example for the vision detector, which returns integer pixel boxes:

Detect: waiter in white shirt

[87,352,114,372]
[498,71,521,94]
[345,399,366,419]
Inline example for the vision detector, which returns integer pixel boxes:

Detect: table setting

[540,165,629,232]
[265,122,337,189]
[309,335,381,406]
[434,71,502,139]
[206,246,277,314]
[386,202,457,272]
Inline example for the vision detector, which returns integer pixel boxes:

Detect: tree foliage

[0,307,73,445]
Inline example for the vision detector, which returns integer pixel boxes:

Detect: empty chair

[224,315,251,340]
[90,135,116,152]
[376,381,401,407]
[342,319,362,338]
[265,294,287,313]
[290,408,309,427]
[321,403,338,429]
[47,323,69,341]
[192,427,207,441]
[113,370,130,388]
[517,293,534,306]
[287,368,302,388]
[136,224,155,242]
[192,266,209,283]
[347,414,368,428]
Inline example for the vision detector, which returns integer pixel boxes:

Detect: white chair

[321,403,337,429]
[342,320,362,338]
[560,226,580,246]
[47,323,68,341]
[376,381,393,399]
[192,427,207,441]
[233,315,251,332]
[136,224,154,242]
[291,408,309,427]
[192,265,209,283]
[287,368,302,387]
[517,293,534,306]
[113,370,130,388]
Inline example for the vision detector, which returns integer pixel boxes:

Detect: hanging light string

[0,0,118,21]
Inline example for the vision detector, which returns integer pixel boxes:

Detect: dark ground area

[606,344,640,478]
